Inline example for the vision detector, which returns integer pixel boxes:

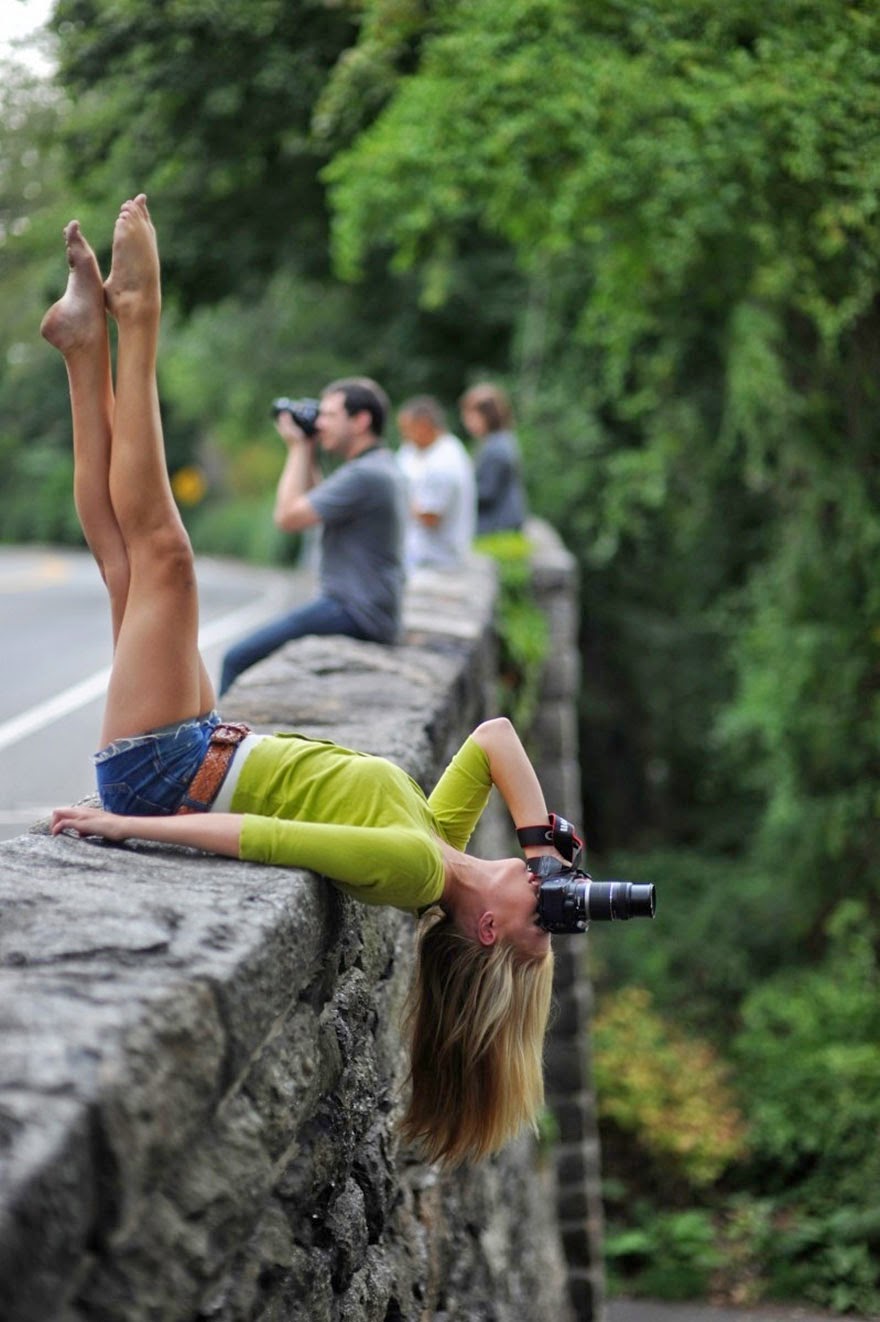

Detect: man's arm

[274,414,323,533]
[412,466,454,527]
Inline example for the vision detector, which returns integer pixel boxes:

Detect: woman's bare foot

[40,221,107,355]
[103,193,161,322]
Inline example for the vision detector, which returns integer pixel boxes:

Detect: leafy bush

[729,900,880,1315]
[604,1206,721,1300]
[0,438,81,545]
[596,903,880,1313]
[185,494,301,566]
[735,903,880,1185]
[592,986,748,1189]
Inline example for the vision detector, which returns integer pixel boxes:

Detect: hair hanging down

[401,909,555,1167]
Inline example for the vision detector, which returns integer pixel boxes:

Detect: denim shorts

[94,711,221,816]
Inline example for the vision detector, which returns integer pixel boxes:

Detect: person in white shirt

[396,396,477,570]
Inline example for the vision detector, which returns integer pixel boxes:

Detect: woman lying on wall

[42,195,571,1167]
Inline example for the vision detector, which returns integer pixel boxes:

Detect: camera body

[270,396,321,438]
[527,855,656,934]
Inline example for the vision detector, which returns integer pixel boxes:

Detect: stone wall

[527,522,606,1321]
[0,523,604,1322]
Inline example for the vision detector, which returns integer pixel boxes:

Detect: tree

[323,0,880,917]
[50,0,361,305]
[0,58,85,543]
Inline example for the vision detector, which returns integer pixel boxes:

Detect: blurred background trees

[2,0,879,1311]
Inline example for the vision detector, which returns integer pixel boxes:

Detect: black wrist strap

[517,824,555,849]
[517,813,584,864]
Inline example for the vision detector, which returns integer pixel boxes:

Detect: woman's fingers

[51,805,111,837]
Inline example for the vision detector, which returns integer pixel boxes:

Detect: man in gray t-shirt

[220,377,405,695]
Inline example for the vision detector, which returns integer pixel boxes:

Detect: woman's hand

[51,806,244,857]
[51,804,130,841]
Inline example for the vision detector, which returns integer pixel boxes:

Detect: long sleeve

[427,737,493,851]
[239,814,445,911]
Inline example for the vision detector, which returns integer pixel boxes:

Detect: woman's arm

[51,804,244,857]
[469,717,566,861]
[51,806,444,908]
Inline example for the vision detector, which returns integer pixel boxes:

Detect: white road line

[0,669,113,752]
[0,585,290,753]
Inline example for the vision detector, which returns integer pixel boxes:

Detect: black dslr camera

[529,855,656,933]
[270,396,321,438]
[521,815,656,934]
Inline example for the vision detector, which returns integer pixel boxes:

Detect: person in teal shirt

[42,195,569,1168]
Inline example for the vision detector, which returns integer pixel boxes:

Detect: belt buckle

[210,721,250,748]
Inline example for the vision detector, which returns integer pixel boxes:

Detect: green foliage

[50,0,360,307]
[327,0,880,347]
[731,898,880,1312]
[735,902,880,1183]
[604,1206,721,1300]
[0,61,78,515]
[184,494,298,566]
[712,1191,880,1316]
[0,435,80,545]
[596,898,880,1312]
[719,472,880,922]
[326,0,880,901]
[592,986,748,1187]
[587,847,804,1033]
[474,531,548,728]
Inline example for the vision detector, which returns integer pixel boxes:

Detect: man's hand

[275,411,310,447]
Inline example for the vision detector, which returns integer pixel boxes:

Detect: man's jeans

[219,595,370,696]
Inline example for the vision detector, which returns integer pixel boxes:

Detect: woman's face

[461,404,488,439]
[486,857,551,960]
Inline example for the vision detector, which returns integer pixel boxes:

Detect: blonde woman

[42,196,566,1166]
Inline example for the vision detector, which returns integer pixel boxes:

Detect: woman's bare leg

[40,222,130,645]
[43,203,215,746]
[100,195,215,743]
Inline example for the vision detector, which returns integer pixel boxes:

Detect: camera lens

[584,880,655,921]
[535,870,656,933]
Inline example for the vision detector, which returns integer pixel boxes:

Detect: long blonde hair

[400,909,555,1166]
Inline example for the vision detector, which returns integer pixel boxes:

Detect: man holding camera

[219,377,406,695]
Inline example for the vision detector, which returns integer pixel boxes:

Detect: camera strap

[517,813,584,864]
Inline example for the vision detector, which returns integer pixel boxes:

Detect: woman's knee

[130,522,195,584]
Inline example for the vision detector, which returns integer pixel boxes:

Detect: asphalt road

[0,545,308,840]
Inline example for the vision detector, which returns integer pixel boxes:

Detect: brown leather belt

[176,721,251,815]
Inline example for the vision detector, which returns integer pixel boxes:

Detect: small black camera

[270,396,321,438]
[528,855,656,934]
